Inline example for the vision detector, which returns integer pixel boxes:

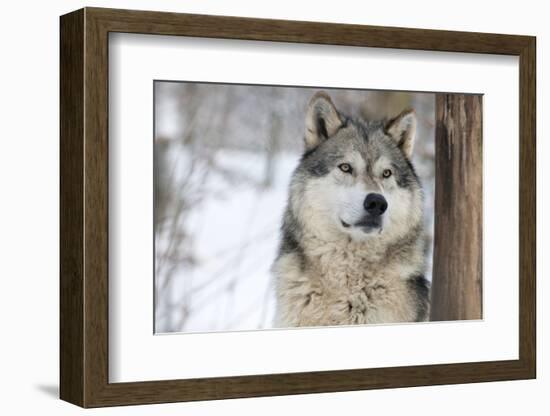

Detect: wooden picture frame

[60,7,536,408]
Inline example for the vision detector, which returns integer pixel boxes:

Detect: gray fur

[273,92,430,327]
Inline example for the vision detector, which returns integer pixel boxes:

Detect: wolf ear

[385,109,417,158]
[304,92,343,150]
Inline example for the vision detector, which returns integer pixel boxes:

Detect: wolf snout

[363,193,388,217]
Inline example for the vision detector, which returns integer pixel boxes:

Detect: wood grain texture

[87,7,532,54]
[431,94,483,321]
[518,38,536,376]
[83,10,110,406]
[59,9,84,406]
[59,7,536,408]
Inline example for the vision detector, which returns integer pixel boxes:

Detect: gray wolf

[273,91,430,327]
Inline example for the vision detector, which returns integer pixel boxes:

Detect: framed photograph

[60,7,536,407]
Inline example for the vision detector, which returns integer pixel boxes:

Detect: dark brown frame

[60,7,536,408]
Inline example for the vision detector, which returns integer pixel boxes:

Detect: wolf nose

[364,193,388,216]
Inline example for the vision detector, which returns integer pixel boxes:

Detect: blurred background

[154,82,435,334]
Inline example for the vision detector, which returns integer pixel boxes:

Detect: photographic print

[153,81,481,334]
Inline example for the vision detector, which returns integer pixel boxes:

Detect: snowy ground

[155,149,300,333]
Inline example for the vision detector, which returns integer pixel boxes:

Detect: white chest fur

[274,236,421,327]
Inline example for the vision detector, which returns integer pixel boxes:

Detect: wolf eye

[382,169,392,178]
[338,163,353,174]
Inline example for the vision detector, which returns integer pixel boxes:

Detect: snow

[155,149,300,333]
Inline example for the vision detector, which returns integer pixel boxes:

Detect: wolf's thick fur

[273,92,430,327]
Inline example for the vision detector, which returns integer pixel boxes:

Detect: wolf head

[288,91,424,246]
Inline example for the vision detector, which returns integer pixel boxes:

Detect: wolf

[273,91,430,327]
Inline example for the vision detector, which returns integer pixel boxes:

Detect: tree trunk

[430,94,483,321]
